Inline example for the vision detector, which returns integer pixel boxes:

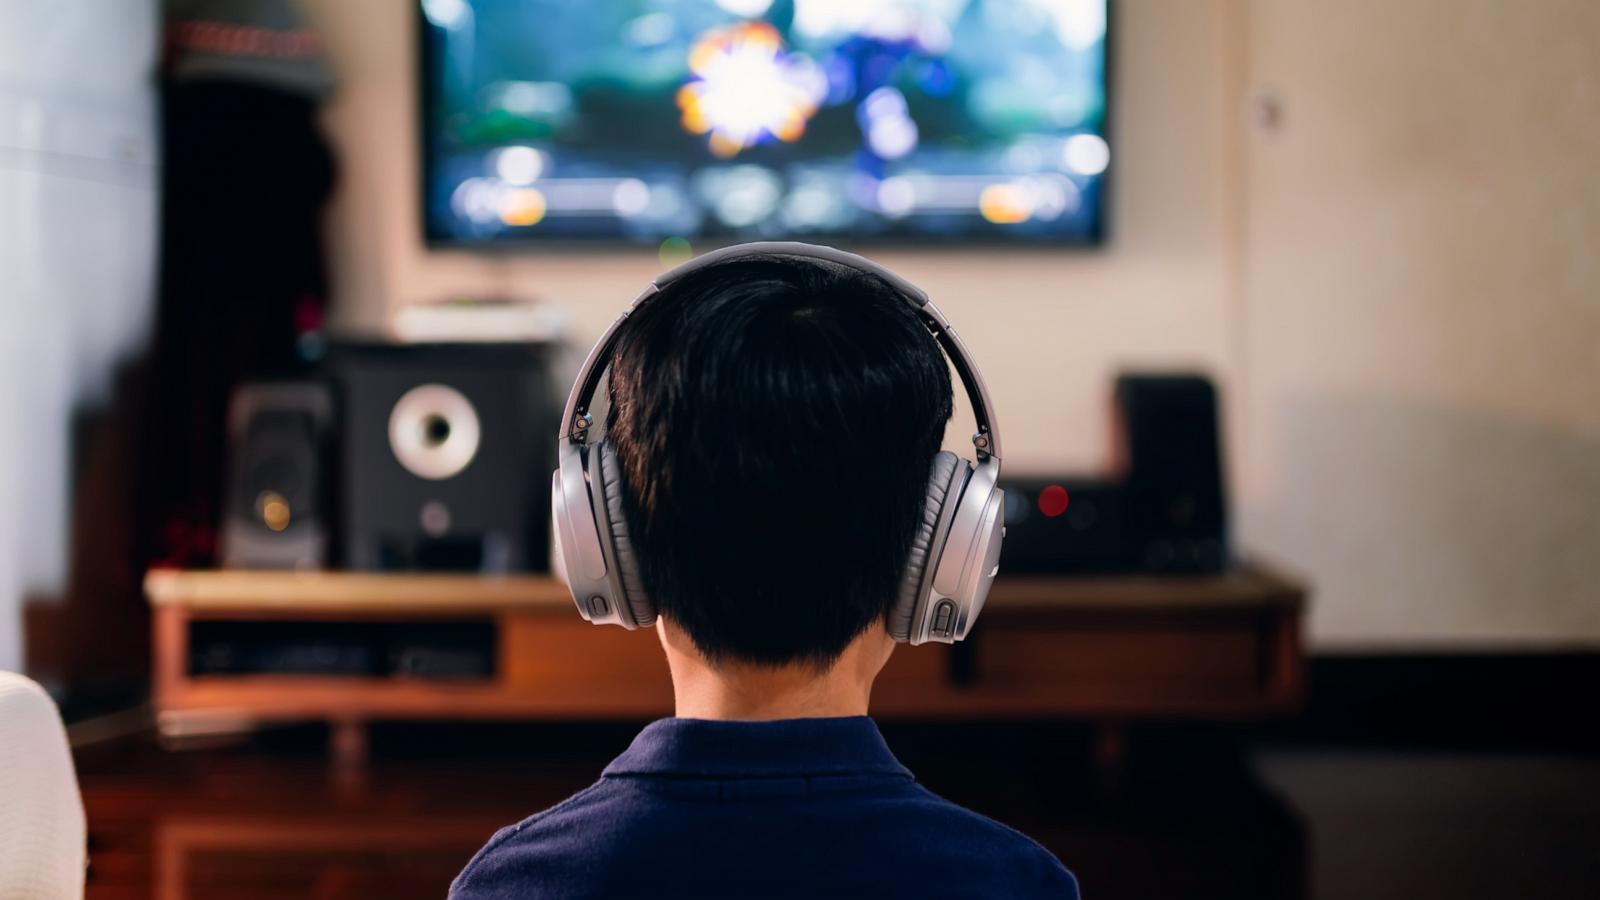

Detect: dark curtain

[137,80,334,567]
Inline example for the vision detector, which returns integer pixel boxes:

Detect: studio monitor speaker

[220,381,333,569]
[1114,373,1229,574]
[331,344,557,572]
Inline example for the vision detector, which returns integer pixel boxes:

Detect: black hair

[606,255,954,668]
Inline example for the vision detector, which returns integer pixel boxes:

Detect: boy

[452,249,1077,899]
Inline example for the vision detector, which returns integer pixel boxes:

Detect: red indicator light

[1038,484,1070,518]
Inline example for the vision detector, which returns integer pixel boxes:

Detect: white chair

[0,672,86,899]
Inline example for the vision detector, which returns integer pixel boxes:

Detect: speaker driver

[220,381,332,569]
[388,383,481,480]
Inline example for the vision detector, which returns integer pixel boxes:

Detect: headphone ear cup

[593,441,656,628]
[888,451,966,642]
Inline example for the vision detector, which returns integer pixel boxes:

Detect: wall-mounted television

[420,0,1109,247]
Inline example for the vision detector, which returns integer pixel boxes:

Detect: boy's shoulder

[449,780,621,897]
[897,784,1080,895]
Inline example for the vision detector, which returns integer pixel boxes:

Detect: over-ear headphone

[550,242,1005,645]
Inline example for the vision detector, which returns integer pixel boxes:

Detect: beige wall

[302,0,1599,648]
[1238,0,1600,647]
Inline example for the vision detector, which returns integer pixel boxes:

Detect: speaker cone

[388,383,481,480]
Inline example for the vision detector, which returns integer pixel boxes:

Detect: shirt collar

[603,716,913,780]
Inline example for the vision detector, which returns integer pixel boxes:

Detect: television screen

[420,0,1109,246]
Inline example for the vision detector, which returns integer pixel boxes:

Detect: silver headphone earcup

[593,442,656,628]
[889,451,966,642]
[915,459,1004,644]
[553,442,629,626]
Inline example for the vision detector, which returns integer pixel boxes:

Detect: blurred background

[1,1,1596,898]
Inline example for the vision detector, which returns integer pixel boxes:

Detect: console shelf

[148,563,1306,765]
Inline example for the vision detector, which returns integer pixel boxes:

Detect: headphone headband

[558,242,1002,461]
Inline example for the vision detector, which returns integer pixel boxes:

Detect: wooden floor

[74,721,1600,900]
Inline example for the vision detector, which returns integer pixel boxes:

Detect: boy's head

[605,255,953,670]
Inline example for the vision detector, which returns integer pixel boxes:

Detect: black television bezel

[416,0,1112,251]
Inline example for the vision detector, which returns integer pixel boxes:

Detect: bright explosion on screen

[678,22,823,157]
[423,0,1109,245]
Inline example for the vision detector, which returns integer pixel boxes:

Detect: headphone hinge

[972,429,993,461]
[571,412,594,446]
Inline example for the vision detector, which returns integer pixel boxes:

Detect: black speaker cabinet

[1115,373,1229,574]
[330,344,557,573]
[220,381,333,569]
[1000,477,1131,574]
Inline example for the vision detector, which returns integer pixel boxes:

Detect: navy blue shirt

[451,716,1079,899]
